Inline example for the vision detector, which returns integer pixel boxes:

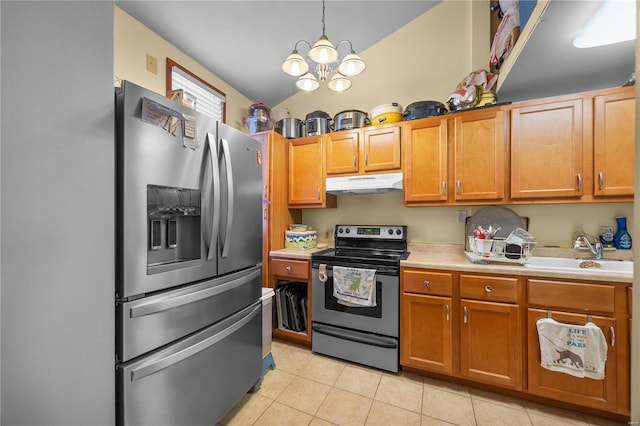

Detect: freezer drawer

[117,301,262,426]
[117,264,261,362]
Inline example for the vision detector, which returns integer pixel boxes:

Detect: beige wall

[304,194,633,248]
[114,6,252,131]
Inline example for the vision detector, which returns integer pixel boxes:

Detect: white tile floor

[218,339,628,426]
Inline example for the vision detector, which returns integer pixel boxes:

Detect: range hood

[326,172,403,195]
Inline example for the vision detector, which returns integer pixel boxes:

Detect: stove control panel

[335,225,405,240]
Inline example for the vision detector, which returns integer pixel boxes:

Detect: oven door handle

[312,324,397,349]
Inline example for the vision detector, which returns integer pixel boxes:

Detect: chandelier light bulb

[338,52,366,77]
[309,35,339,65]
[282,50,309,77]
[296,73,320,91]
[327,73,352,92]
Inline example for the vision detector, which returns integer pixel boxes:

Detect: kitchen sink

[524,256,633,274]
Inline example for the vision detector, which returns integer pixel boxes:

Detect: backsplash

[301,192,633,249]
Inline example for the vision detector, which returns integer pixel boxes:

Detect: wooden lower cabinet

[269,257,312,346]
[527,309,617,412]
[460,299,521,389]
[400,268,631,419]
[459,274,522,389]
[400,268,453,373]
[401,293,453,374]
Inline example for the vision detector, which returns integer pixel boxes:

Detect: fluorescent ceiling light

[573,0,636,48]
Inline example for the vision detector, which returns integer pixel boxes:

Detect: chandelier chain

[321,0,326,35]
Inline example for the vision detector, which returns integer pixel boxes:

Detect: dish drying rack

[465,228,536,265]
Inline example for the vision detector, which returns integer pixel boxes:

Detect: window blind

[171,66,226,122]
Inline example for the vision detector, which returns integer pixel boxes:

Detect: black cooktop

[311,225,409,273]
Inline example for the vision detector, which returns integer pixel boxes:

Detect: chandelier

[281,0,366,92]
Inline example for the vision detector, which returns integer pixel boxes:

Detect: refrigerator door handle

[130,302,261,382]
[220,137,234,258]
[129,267,261,318]
[203,132,221,261]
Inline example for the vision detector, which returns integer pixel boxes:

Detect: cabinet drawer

[270,258,309,280]
[402,269,452,296]
[460,274,518,303]
[527,279,615,314]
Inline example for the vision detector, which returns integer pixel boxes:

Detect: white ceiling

[115,1,440,106]
[116,1,636,107]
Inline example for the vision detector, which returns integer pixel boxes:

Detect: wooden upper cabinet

[593,88,635,197]
[403,117,448,204]
[326,130,359,175]
[326,124,401,176]
[288,135,336,208]
[362,125,401,172]
[453,108,506,201]
[510,98,584,199]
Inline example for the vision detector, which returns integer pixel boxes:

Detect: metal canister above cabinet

[305,110,332,136]
[333,110,369,131]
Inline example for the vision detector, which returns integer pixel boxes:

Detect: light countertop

[270,243,633,284]
[404,243,632,284]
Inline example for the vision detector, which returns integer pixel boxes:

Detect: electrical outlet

[456,210,468,224]
[146,54,158,74]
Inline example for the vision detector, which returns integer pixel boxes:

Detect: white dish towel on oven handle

[332,266,376,307]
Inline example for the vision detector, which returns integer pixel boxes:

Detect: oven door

[311,265,399,338]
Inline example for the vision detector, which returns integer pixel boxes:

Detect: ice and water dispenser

[147,185,201,270]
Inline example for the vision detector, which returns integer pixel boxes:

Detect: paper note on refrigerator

[182,114,198,149]
[141,97,183,129]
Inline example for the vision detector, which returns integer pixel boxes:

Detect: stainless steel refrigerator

[115,81,263,425]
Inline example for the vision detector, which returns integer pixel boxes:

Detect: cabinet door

[527,309,617,412]
[401,293,453,374]
[288,136,327,206]
[453,109,506,201]
[511,99,584,199]
[362,125,401,172]
[403,118,448,203]
[326,130,359,175]
[460,299,521,389]
[594,90,635,196]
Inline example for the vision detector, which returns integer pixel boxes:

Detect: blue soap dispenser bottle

[614,216,632,249]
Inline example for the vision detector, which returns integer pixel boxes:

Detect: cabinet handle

[285,266,291,272]
[365,154,369,166]
[463,306,468,324]
[445,304,450,322]
[577,173,582,191]
[353,155,357,167]
[456,181,461,195]
[441,181,446,196]
[263,207,267,220]
[423,280,430,287]
[610,326,615,347]
[484,285,493,293]
[599,172,604,190]
[317,187,321,200]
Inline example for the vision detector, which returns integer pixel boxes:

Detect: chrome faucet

[573,233,603,260]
